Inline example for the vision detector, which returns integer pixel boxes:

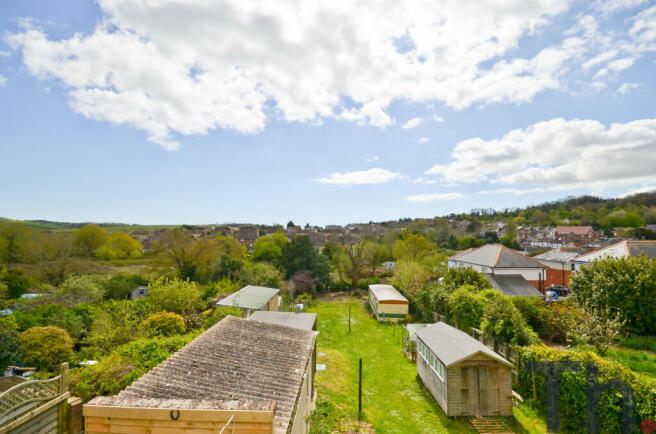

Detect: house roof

[216,285,280,310]
[368,284,408,303]
[105,316,315,433]
[574,240,656,263]
[248,311,317,331]
[404,323,431,341]
[449,244,546,269]
[533,247,591,263]
[416,322,512,368]
[485,274,544,297]
[556,226,594,235]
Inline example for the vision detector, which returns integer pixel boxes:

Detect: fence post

[358,358,362,419]
[59,362,69,433]
[59,362,68,394]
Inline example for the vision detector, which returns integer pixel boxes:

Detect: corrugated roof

[449,244,545,269]
[216,285,280,310]
[485,274,544,297]
[416,322,512,368]
[108,316,315,434]
[574,240,656,263]
[368,284,408,302]
[248,311,317,331]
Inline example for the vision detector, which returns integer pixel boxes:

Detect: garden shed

[416,322,513,417]
[368,284,408,323]
[402,323,431,361]
[216,285,280,314]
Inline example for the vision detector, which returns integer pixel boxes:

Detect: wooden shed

[416,322,513,417]
[368,284,408,323]
[402,323,431,361]
[84,316,316,433]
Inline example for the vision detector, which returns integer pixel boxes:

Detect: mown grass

[570,344,656,379]
[307,298,476,433]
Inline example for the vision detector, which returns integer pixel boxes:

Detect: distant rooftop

[485,274,544,297]
[449,244,545,269]
[555,226,595,235]
[368,284,408,303]
[248,311,317,331]
[216,285,280,310]
[417,322,512,368]
[574,240,656,263]
[533,247,591,262]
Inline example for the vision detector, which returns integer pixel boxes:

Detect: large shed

[83,316,316,433]
[216,285,280,314]
[368,284,408,323]
[402,323,431,361]
[416,322,513,417]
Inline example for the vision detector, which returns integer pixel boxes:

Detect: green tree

[392,261,431,295]
[141,311,186,337]
[480,291,537,346]
[0,268,32,298]
[500,235,522,250]
[457,235,482,249]
[575,306,625,355]
[238,261,284,289]
[0,316,20,368]
[392,232,435,261]
[19,326,73,371]
[342,240,377,288]
[449,286,485,330]
[85,300,157,354]
[23,231,75,285]
[53,275,104,307]
[102,273,147,300]
[202,306,243,329]
[252,231,289,266]
[570,255,656,335]
[96,232,142,260]
[73,224,108,257]
[441,267,492,292]
[281,235,330,282]
[0,222,32,263]
[148,277,202,315]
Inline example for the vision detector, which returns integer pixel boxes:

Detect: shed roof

[216,285,280,310]
[106,316,315,433]
[416,322,512,368]
[449,244,545,269]
[404,323,431,341]
[555,226,595,235]
[485,274,544,297]
[248,311,317,331]
[574,240,656,263]
[533,247,591,263]
[368,284,408,303]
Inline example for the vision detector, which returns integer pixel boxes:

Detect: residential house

[572,240,656,271]
[216,285,280,315]
[83,316,317,433]
[533,246,592,286]
[236,225,259,248]
[416,322,513,417]
[368,284,408,323]
[448,244,548,293]
[555,226,598,246]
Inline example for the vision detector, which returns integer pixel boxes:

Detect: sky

[1,0,655,226]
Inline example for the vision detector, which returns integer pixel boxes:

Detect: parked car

[546,285,570,301]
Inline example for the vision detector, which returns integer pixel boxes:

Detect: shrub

[103,273,146,300]
[511,296,545,333]
[575,307,625,355]
[202,306,243,329]
[84,300,157,354]
[141,311,186,337]
[518,345,656,433]
[0,268,32,299]
[19,326,73,371]
[53,275,104,307]
[448,286,485,330]
[441,267,492,292]
[96,232,142,260]
[238,261,285,289]
[570,255,656,335]
[480,290,538,346]
[12,303,94,340]
[540,300,579,344]
[392,261,431,295]
[148,277,202,315]
[0,316,20,368]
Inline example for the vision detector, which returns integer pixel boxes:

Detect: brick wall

[544,268,571,287]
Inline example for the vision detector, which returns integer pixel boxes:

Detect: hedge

[518,345,656,433]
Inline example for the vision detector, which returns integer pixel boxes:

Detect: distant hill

[0,217,179,233]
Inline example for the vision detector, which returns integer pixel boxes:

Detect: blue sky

[1,0,655,226]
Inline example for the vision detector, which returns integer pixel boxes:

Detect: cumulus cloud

[0,74,6,87]
[6,0,584,149]
[413,177,438,184]
[595,0,649,13]
[406,192,463,202]
[620,186,656,197]
[426,117,656,190]
[418,137,429,143]
[315,168,404,185]
[402,117,423,129]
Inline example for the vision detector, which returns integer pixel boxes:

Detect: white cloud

[6,0,582,149]
[0,50,10,57]
[426,117,656,190]
[432,115,444,122]
[365,155,379,162]
[315,168,404,185]
[0,74,6,87]
[617,82,642,94]
[620,185,656,197]
[402,117,423,129]
[595,0,649,13]
[418,137,429,143]
[607,57,635,71]
[413,177,438,184]
[407,192,463,202]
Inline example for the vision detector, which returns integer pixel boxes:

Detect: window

[418,339,445,381]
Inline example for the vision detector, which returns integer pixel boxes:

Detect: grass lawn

[571,344,656,379]
[306,297,547,433]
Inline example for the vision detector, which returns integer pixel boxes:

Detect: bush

[480,290,538,346]
[148,277,202,315]
[53,275,104,307]
[540,300,579,344]
[96,232,142,260]
[200,277,239,301]
[392,261,431,295]
[85,299,158,353]
[202,306,243,329]
[69,333,196,401]
[518,345,656,433]
[0,316,20,368]
[570,255,656,335]
[142,311,186,337]
[0,268,32,299]
[12,303,95,340]
[238,261,285,289]
[103,273,146,300]
[441,267,492,292]
[19,326,74,371]
[449,286,485,330]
